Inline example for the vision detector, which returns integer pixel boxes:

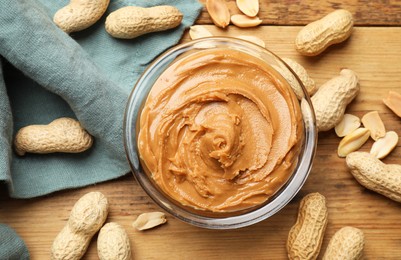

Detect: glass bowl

[124,37,317,229]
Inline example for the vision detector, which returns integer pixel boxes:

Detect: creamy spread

[137,48,304,212]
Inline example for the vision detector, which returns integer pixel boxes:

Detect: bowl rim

[123,36,318,229]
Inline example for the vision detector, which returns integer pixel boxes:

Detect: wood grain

[198,0,401,26]
[1,26,401,259]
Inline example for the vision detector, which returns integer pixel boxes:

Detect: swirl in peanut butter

[138,48,303,212]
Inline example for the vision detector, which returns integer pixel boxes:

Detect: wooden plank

[1,26,401,259]
[197,0,401,26]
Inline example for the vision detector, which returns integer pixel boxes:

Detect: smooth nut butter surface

[138,48,304,212]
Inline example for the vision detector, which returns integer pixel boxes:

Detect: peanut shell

[312,69,359,132]
[287,192,328,260]
[346,152,401,203]
[98,222,131,260]
[323,226,364,260]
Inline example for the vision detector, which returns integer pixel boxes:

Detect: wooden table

[1,1,401,259]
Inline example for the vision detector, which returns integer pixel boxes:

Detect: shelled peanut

[132,212,167,231]
[231,14,262,27]
[335,114,361,137]
[361,111,386,141]
[383,91,401,118]
[206,0,231,28]
[337,128,370,158]
[370,131,399,159]
[334,111,398,159]
[206,0,262,28]
[236,0,259,17]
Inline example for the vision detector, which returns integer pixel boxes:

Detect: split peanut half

[361,111,386,141]
[189,25,213,40]
[338,128,370,157]
[383,91,401,118]
[334,114,361,137]
[132,212,167,231]
[370,131,399,159]
[231,14,262,27]
[206,0,230,28]
[236,0,259,17]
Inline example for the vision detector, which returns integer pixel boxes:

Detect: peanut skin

[295,9,354,56]
[14,117,93,156]
[346,151,401,203]
[105,6,183,39]
[51,192,109,260]
[287,192,328,260]
[54,0,110,33]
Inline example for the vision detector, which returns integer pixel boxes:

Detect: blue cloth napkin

[0,224,30,260]
[0,0,203,198]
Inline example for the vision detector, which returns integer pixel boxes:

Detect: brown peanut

[287,193,328,260]
[311,69,359,132]
[295,9,354,56]
[105,6,183,39]
[14,117,93,156]
[51,192,109,260]
[346,152,401,203]
[323,226,364,260]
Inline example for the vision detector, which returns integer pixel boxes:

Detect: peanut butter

[138,48,304,212]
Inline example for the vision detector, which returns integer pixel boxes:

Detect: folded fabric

[0,224,30,260]
[0,0,203,198]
